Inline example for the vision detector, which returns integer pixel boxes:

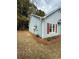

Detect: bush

[45,36,56,41]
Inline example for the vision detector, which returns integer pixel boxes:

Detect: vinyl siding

[42,10,61,38]
[29,16,42,37]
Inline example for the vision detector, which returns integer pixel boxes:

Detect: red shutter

[47,23,50,34]
[56,24,57,33]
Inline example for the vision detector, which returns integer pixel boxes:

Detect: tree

[17,0,31,30]
[17,0,29,17]
[17,0,45,30]
[35,10,45,17]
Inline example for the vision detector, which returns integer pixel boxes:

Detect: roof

[31,8,61,20]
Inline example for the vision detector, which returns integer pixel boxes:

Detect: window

[53,24,57,33]
[53,24,55,32]
[50,24,52,32]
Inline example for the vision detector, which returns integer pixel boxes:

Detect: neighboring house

[29,8,61,38]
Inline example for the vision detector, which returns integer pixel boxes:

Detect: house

[29,8,61,38]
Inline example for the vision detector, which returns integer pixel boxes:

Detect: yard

[17,31,61,59]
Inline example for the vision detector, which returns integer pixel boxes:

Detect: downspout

[40,17,42,38]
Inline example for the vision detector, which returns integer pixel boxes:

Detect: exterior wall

[42,10,61,38]
[29,16,42,37]
[58,23,61,34]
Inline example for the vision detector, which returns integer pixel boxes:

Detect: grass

[17,31,61,59]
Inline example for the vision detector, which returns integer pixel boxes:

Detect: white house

[29,8,61,38]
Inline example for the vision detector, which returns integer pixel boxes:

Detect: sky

[30,0,61,14]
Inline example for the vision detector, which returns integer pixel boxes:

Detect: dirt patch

[17,31,61,59]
